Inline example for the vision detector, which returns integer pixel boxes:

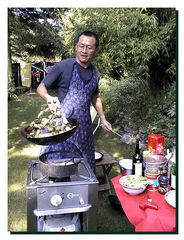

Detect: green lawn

[8,91,135,233]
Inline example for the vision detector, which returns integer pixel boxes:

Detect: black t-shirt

[76,62,93,83]
[76,62,98,94]
[43,58,99,101]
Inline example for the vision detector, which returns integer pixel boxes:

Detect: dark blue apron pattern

[40,65,98,172]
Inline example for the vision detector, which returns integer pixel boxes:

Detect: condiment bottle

[158,175,169,194]
[145,168,160,192]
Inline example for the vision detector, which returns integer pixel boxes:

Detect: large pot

[38,151,82,178]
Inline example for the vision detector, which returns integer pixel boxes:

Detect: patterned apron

[40,64,98,172]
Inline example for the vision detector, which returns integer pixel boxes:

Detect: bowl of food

[119,175,148,195]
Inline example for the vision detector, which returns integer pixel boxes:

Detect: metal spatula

[110,129,131,144]
[110,129,123,138]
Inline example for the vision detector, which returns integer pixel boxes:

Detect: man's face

[75,35,99,67]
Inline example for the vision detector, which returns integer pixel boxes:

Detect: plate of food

[95,151,103,162]
[164,190,176,208]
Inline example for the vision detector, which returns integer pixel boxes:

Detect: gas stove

[26,159,98,232]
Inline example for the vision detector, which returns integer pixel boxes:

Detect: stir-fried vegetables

[119,175,148,189]
[28,107,75,138]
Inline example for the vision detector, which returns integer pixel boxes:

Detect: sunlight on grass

[9,127,21,133]
[9,216,26,232]
[8,212,26,232]
[21,145,41,157]
[9,145,41,159]
[9,183,24,193]
[113,152,123,158]
[19,121,29,127]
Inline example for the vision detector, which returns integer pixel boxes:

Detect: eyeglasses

[77,44,95,51]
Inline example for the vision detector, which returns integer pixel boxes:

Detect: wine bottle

[132,138,143,176]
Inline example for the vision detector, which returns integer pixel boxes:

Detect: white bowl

[119,175,148,195]
[119,159,132,175]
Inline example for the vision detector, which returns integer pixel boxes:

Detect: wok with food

[21,107,78,145]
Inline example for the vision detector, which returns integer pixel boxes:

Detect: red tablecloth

[111,175,176,232]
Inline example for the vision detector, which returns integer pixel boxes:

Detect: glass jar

[158,175,169,194]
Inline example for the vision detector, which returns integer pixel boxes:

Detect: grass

[8,91,135,233]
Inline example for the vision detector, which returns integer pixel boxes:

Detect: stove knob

[50,195,62,207]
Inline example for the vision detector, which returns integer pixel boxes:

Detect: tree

[8,8,66,95]
[147,8,176,92]
[60,8,161,77]
[59,8,176,91]
[8,8,65,60]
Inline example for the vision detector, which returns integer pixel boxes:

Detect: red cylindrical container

[148,134,165,154]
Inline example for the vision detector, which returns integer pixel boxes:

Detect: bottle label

[134,163,142,176]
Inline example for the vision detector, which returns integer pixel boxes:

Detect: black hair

[75,31,99,48]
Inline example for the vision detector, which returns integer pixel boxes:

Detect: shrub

[100,76,152,132]
[100,77,176,149]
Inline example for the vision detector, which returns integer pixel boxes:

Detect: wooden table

[96,150,118,193]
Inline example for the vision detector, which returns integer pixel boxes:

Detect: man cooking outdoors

[37,30,112,172]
